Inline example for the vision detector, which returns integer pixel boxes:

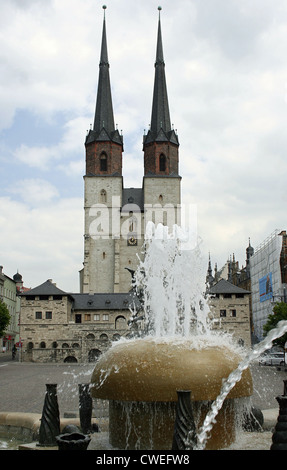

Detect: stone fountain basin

[91,337,252,402]
[91,336,253,450]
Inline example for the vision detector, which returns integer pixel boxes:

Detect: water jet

[90,223,287,450]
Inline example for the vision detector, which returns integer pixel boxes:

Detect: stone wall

[209,293,251,348]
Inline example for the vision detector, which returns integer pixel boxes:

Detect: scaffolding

[250,230,283,341]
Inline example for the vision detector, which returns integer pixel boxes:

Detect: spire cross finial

[103,4,107,18]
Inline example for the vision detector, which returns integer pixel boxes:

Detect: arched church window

[159,154,166,172]
[100,189,107,203]
[100,153,108,171]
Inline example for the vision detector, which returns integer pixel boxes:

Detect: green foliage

[0,299,11,337]
[263,302,287,348]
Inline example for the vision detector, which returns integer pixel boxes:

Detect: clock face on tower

[127,235,137,246]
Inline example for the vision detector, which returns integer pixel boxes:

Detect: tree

[263,302,287,348]
[0,299,10,338]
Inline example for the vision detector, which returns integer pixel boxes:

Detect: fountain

[91,223,254,450]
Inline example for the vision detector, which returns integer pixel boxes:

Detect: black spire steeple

[86,5,122,146]
[85,6,123,176]
[143,7,179,176]
[144,7,178,147]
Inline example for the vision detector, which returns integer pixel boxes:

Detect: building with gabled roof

[208,279,251,348]
[20,279,141,362]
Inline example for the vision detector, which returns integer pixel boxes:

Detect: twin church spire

[85,6,179,177]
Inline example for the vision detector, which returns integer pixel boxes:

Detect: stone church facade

[20,9,180,362]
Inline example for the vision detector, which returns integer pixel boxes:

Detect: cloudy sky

[1,0,287,292]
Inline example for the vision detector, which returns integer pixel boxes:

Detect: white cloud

[1,0,287,286]
[13,116,88,170]
[0,196,83,292]
[8,179,59,206]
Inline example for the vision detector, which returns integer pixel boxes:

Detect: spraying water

[195,320,287,449]
[131,222,287,450]
[134,222,210,337]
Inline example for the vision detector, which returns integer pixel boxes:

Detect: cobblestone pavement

[0,355,95,415]
[0,354,286,415]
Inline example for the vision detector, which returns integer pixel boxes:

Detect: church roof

[22,279,141,311]
[122,188,144,212]
[208,279,250,295]
[23,279,70,297]
[71,292,141,311]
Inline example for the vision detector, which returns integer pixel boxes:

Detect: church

[19,7,182,362]
[80,6,181,294]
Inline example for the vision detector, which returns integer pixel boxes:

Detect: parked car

[259,352,285,366]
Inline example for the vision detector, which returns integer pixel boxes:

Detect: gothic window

[159,154,166,172]
[100,189,107,203]
[128,211,137,233]
[100,153,108,171]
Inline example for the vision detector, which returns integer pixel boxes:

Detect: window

[159,154,166,172]
[45,311,52,319]
[53,295,62,300]
[230,309,237,317]
[75,314,82,323]
[94,314,100,321]
[103,314,109,321]
[35,311,42,319]
[87,333,95,340]
[40,342,46,349]
[220,310,226,317]
[100,189,107,203]
[100,153,108,171]
[100,333,108,341]
[85,314,91,321]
